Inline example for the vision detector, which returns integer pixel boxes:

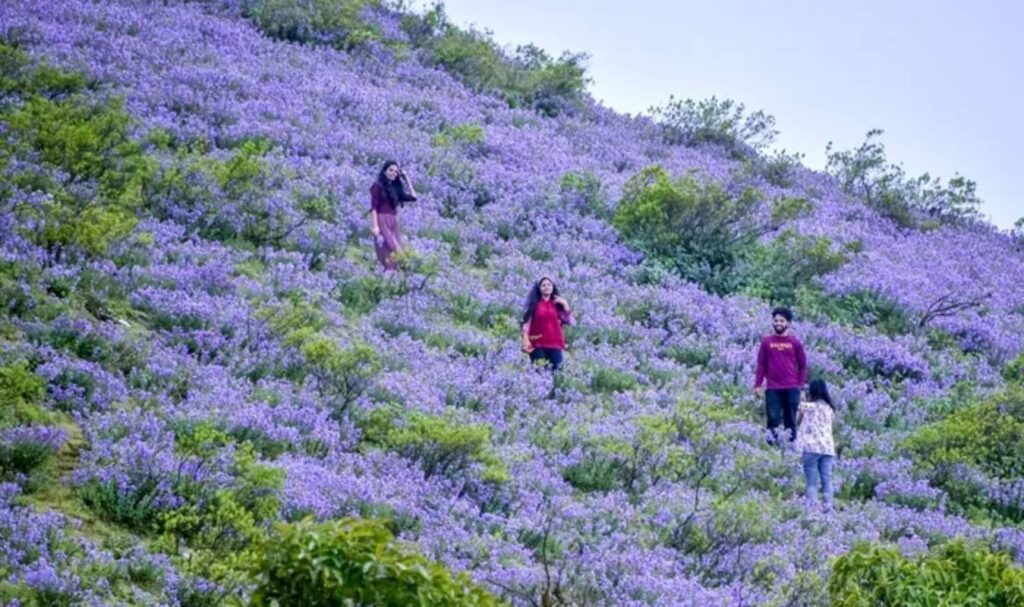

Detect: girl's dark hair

[806,378,834,410]
[377,160,410,208]
[522,276,561,324]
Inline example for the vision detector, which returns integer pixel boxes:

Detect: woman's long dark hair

[806,378,834,410]
[377,160,410,208]
[522,276,561,324]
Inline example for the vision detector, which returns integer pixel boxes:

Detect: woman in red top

[370,160,417,271]
[520,276,572,370]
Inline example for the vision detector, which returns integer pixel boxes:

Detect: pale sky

[417,0,1022,230]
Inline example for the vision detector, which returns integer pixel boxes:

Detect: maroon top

[370,182,397,215]
[754,334,807,389]
[370,179,416,215]
[527,299,566,350]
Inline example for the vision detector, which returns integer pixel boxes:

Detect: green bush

[0,437,59,490]
[1004,353,1024,385]
[563,456,624,493]
[242,0,383,51]
[403,6,589,117]
[590,368,638,393]
[299,337,382,418]
[158,442,282,566]
[432,123,486,153]
[742,232,851,305]
[649,95,777,156]
[361,408,507,483]
[904,387,1024,481]
[613,165,764,295]
[826,129,982,228]
[801,289,915,336]
[1,42,154,260]
[904,387,1024,520]
[246,518,504,607]
[829,540,1024,606]
[0,361,49,427]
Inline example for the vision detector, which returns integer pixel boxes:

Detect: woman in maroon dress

[520,276,573,370]
[370,160,417,271]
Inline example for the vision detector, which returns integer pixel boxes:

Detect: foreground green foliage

[829,540,1024,606]
[246,518,504,607]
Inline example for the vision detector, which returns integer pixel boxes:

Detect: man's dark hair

[771,306,793,322]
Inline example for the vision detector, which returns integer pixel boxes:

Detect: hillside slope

[1,1,1023,605]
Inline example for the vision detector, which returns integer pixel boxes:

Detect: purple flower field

[1,1,1023,604]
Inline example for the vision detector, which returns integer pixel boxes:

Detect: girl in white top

[796,378,836,511]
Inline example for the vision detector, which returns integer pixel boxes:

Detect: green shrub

[1004,353,1024,385]
[826,129,982,228]
[904,387,1024,481]
[590,368,637,394]
[743,232,851,305]
[447,293,515,331]
[361,408,507,483]
[158,443,282,552]
[242,0,383,51]
[432,123,486,152]
[613,165,764,295]
[838,468,883,503]
[829,540,1024,606]
[299,337,382,418]
[802,289,915,336]
[336,272,408,314]
[0,437,59,490]
[1,43,155,260]
[246,518,504,607]
[904,387,1024,520]
[0,361,49,427]
[403,6,589,117]
[649,95,777,156]
[669,495,780,586]
[665,345,712,368]
[563,456,624,493]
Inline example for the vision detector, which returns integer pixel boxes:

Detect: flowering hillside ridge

[1,1,1023,605]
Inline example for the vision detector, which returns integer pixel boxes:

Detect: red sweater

[754,334,807,389]
[527,299,565,349]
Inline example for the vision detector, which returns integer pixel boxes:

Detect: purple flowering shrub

[0,483,219,606]
[1,0,1023,603]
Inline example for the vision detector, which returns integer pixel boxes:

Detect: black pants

[530,347,564,371]
[765,388,800,443]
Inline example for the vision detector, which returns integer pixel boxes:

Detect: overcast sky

[418,0,1022,230]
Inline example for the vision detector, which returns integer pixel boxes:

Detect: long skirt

[375,213,401,271]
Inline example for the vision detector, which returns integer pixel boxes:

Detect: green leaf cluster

[829,540,1024,606]
[613,165,764,295]
[1,43,154,260]
[246,518,504,607]
[361,407,508,483]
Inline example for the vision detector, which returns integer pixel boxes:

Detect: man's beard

[773,326,786,335]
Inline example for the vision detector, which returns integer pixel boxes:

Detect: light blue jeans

[802,452,834,509]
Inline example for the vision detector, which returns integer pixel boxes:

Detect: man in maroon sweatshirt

[753,307,807,444]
